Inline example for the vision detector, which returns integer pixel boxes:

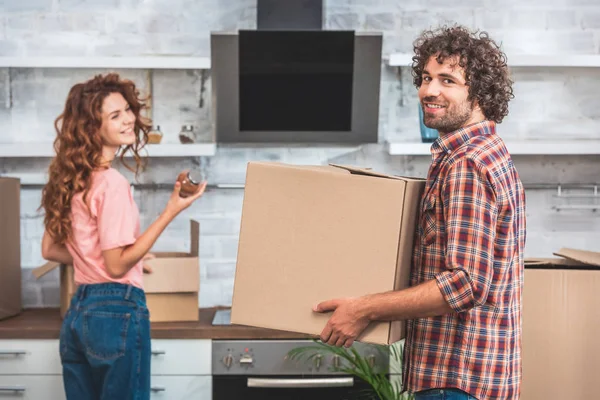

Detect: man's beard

[422,97,473,134]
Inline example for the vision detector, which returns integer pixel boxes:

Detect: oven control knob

[314,354,322,369]
[332,355,341,369]
[240,354,254,366]
[222,354,234,369]
[367,354,376,368]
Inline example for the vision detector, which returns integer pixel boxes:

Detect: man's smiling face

[418,54,484,134]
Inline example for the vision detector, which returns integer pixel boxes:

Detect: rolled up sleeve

[435,158,497,313]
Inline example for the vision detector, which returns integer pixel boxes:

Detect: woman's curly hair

[40,73,151,245]
[411,25,514,123]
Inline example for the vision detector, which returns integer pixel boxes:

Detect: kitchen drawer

[150,376,211,400]
[0,375,65,400]
[0,340,61,375]
[151,339,211,376]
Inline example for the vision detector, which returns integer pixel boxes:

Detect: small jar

[179,125,195,144]
[177,170,201,198]
[148,125,163,144]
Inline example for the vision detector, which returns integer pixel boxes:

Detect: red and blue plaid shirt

[403,120,526,399]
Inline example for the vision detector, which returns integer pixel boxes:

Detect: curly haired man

[313,25,526,400]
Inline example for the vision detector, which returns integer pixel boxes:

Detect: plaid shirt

[403,120,526,399]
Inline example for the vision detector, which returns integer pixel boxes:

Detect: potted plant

[287,340,414,400]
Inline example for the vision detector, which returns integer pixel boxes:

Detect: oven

[212,339,390,400]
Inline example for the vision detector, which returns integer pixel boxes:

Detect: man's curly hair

[411,25,514,123]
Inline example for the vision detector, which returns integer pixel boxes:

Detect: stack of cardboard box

[0,178,22,321]
[522,248,600,400]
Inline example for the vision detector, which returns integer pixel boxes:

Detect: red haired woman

[40,73,206,399]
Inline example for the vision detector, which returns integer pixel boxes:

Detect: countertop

[0,308,315,340]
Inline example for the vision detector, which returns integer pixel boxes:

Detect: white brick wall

[2,0,600,307]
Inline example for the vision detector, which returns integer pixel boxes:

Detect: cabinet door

[0,340,62,375]
[0,375,65,400]
[151,339,211,375]
[150,376,211,400]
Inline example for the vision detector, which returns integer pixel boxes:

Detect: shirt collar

[430,120,496,156]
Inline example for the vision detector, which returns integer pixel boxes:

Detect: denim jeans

[59,283,151,400]
[414,388,478,400]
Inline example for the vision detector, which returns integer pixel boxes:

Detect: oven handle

[247,377,354,388]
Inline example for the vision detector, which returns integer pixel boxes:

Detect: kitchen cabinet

[150,376,211,399]
[0,339,212,400]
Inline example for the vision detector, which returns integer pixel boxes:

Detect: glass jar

[419,105,439,143]
[179,125,195,144]
[148,125,163,144]
[177,170,202,198]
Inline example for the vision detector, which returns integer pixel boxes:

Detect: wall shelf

[387,140,600,155]
[0,143,217,157]
[0,57,211,70]
[387,53,600,68]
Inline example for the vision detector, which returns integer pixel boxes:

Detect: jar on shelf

[179,125,195,144]
[147,125,163,144]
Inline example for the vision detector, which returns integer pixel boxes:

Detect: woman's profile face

[98,92,136,148]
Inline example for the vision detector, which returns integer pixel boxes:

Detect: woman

[40,73,207,399]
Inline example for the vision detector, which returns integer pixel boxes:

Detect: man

[313,25,526,400]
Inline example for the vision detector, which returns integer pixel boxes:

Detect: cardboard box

[33,220,201,322]
[0,178,22,320]
[231,162,426,345]
[522,248,600,400]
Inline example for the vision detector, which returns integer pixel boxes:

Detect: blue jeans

[59,283,151,400]
[414,388,477,400]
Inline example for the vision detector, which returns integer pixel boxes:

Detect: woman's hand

[163,180,207,218]
[41,229,73,265]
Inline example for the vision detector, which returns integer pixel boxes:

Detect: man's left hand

[313,297,370,348]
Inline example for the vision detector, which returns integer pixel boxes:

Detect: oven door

[213,374,377,400]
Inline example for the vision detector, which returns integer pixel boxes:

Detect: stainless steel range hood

[210,1,382,144]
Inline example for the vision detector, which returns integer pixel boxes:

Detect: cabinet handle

[0,386,26,392]
[247,377,354,388]
[0,350,27,356]
[151,350,166,356]
[151,386,166,392]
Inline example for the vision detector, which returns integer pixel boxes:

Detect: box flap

[524,256,599,269]
[328,163,425,181]
[190,219,199,257]
[553,248,600,267]
[249,161,350,175]
[32,261,62,279]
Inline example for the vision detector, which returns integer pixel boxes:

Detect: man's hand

[313,297,370,348]
[142,253,156,273]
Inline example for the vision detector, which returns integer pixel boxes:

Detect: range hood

[257,0,322,30]
[210,0,382,144]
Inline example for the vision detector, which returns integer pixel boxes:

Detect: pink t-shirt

[65,168,144,289]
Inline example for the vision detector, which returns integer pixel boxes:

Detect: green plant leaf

[285,339,413,400]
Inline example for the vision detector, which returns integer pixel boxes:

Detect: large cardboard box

[0,178,22,320]
[522,248,600,400]
[33,220,201,322]
[231,162,426,345]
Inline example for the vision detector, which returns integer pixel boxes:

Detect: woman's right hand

[164,180,207,218]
